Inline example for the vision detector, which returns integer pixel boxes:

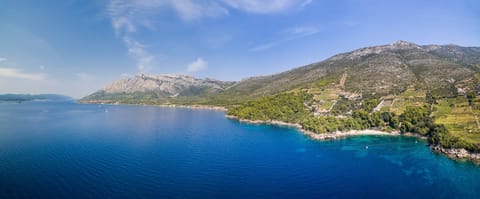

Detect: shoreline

[226,114,480,163]
[225,115,424,140]
[431,146,480,163]
[79,100,226,111]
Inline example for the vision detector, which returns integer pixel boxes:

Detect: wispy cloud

[106,0,229,73]
[300,0,312,7]
[107,0,228,33]
[284,26,320,37]
[186,58,208,72]
[122,36,154,72]
[107,0,159,73]
[106,0,309,70]
[0,68,46,81]
[0,58,6,62]
[39,65,45,70]
[250,25,320,51]
[170,0,228,21]
[249,42,277,52]
[222,0,302,14]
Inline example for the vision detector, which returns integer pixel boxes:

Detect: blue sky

[1,0,479,98]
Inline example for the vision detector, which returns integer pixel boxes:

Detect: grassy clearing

[389,87,426,114]
[379,99,393,112]
[433,97,480,145]
[307,87,341,112]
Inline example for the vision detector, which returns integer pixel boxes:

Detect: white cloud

[105,0,308,71]
[107,0,159,73]
[107,0,228,34]
[170,0,228,21]
[107,0,228,73]
[0,68,46,81]
[187,58,208,72]
[39,65,45,70]
[0,58,6,62]
[122,36,154,72]
[222,0,300,13]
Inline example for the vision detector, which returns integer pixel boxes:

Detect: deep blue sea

[1,101,480,198]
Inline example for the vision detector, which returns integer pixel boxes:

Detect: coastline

[225,115,420,140]
[79,100,226,111]
[225,114,480,163]
[431,146,480,163]
[155,104,226,111]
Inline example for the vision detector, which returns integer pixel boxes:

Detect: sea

[0,101,479,198]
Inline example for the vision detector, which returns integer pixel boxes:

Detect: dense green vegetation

[227,91,480,153]
[226,91,313,123]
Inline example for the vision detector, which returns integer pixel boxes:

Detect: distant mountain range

[81,74,235,104]
[81,41,480,105]
[0,94,72,102]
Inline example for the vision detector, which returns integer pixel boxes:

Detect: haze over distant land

[1,0,480,97]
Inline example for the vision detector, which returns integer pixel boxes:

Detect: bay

[0,101,479,198]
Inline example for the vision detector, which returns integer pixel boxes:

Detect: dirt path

[469,106,480,129]
[339,72,347,89]
[328,100,338,113]
[373,99,385,113]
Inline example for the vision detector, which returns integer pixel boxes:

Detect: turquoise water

[0,101,479,198]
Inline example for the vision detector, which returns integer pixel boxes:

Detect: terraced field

[433,97,480,145]
[381,87,426,114]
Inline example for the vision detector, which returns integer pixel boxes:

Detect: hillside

[221,41,479,101]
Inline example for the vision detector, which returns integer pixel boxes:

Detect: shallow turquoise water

[0,101,479,198]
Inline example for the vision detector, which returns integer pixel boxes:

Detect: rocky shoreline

[226,115,480,163]
[431,145,480,163]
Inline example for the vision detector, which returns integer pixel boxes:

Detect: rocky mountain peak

[391,40,418,47]
[97,74,234,98]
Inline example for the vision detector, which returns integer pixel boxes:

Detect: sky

[0,0,479,98]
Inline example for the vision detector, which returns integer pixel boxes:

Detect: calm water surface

[0,101,479,198]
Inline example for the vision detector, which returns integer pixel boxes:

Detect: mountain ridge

[82,74,235,103]
[81,40,480,104]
